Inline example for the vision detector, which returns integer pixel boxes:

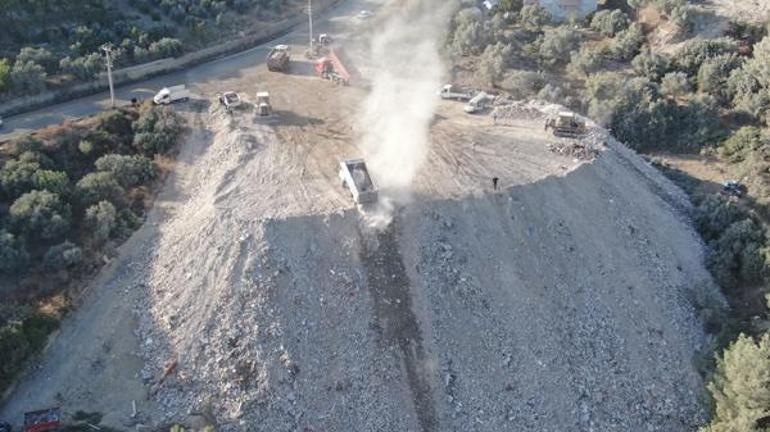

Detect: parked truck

[438,84,472,101]
[464,92,494,113]
[339,159,377,204]
[267,45,291,72]
[315,47,359,86]
[153,85,191,105]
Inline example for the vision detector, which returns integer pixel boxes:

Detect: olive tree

[76,172,125,208]
[0,229,28,275]
[94,154,155,188]
[43,241,82,270]
[539,26,581,68]
[476,43,512,86]
[85,201,117,243]
[10,190,71,240]
[590,9,629,37]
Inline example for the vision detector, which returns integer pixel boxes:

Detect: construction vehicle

[721,180,747,198]
[545,112,587,137]
[315,47,359,86]
[438,84,472,101]
[256,91,272,116]
[464,92,494,113]
[267,45,291,72]
[153,85,191,105]
[339,159,378,204]
[24,407,61,432]
[219,91,241,111]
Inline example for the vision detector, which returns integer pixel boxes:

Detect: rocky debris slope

[134,103,719,431]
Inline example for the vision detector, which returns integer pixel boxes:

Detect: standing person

[493,177,499,191]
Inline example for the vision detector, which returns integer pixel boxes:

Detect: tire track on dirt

[359,220,438,432]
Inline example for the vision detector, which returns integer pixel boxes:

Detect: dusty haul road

[2,4,721,432]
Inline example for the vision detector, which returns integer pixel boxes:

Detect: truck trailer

[315,47,359,86]
[153,85,191,105]
[339,159,377,204]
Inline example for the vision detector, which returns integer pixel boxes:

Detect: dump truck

[267,45,291,72]
[315,47,359,86]
[256,91,272,116]
[339,159,377,204]
[438,84,472,101]
[153,85,190,105]
[24,408,61,432]
[545,112,587,137]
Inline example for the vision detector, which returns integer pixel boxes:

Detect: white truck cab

[153,85,191,105]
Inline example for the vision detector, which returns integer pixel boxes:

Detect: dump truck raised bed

[339,159,377,204]
[153,85,190,105]
[315,47,359,86]
[24,408,61,432]
[267,45,291,72]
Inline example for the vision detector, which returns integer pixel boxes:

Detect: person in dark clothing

[492,177,499,191]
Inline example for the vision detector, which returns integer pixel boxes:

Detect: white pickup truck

[153,85,191,105]
[438,84,472,101]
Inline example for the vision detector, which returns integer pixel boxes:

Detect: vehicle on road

[545,112,587,137]
[256,91,272,116]
[315,47,359,86]
[464,92,494,114]
[438,84,472,101]
[721,180,747,198]
[219,91,242,110]
[339,159,378,204]
[23,407,61,432]
[153,85,191,105]
[267,45,291,72]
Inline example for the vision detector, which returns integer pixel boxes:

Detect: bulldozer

[256,91,272,116]
[545,112,587,138]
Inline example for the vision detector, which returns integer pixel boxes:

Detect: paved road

[0,0,377,138]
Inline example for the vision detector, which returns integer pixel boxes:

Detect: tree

[498,0,522,13]
[16,47,57,74]
[43,241,82,270]
[476,43,512,86]
[590,9,629,37]
[0,230,28,275]
[0,159,41,199]
[539,26,581,68]
[10,60,46,94]
[673,37,740,77]
[632,48,670,82]
[76,172,125,208]
[568,46,604,78]
[660,72,691,98]
[132,106,184,155]
[698,54,743,104]
[94,154,155,188]
[32,170,70,195]
[10,190,71,240]
[706,219,769,287]
[85,201,116,243]
[704,333,770,432]
[148,37,183,58]
[609,23,645,61]
[59,53,103,81]
[0,58,10,93]
[519,5,551,33]
[449,9,488,56]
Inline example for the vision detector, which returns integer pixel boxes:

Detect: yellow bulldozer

[545,112,587,138]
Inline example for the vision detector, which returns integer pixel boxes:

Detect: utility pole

[308,0,314,52]
[101,43,115,109]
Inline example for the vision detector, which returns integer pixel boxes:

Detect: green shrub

[43,241,82,270]
[148,37,183,58]
[703,333,770,432]
[660,71,692,97]
[718,127,762,163]
[608,23,645,61]
[59,53,103,81]
[519,5,551,33]
[85,201,117,242]
[632,48,670,82]
[94,154,155,188]
[16,47,58,74]
[476,43,512,86]
[10,190,71,240]
[672,37,740,77]
[0,313,59,391]
[500,69,545,98]
[0,159,41,199]
[76,172,125,208]
[706,219,769,287]
[568,46,604,77]
[0,230,28,275]
[449,9,489,56]
[132,106,183,155]
[694,195,746,241]
[590,9,629,37]
[0,58,10,93]
[539,26,581,68]
[32,170,70,195]
[697,54,744,104]
[10,60,46,95]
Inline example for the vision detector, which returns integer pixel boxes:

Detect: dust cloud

[359,0,456,202]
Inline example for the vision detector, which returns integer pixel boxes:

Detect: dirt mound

[132,101,717,431]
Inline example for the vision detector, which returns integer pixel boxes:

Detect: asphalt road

[0,0,378,138]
